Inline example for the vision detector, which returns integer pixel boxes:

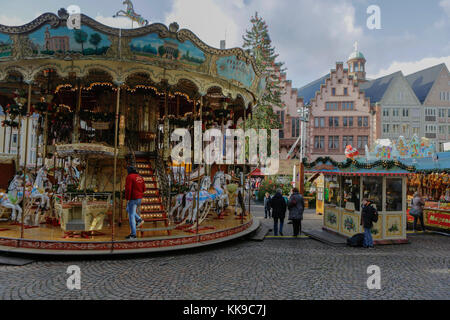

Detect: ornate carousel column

[112,80,123,244]
[19,80,33,240]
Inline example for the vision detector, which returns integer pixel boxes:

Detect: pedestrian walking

[288,188,305,237]
[264,192,272,218]
[269,188,286,236]
[125,166,146,239]
[360,198,378,248]
[410,191,426,232]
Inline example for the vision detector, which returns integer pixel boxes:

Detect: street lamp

[296,105,309,194]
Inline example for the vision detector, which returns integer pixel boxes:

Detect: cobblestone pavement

[0,202,448,300]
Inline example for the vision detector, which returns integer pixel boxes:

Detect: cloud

[368,56,450,79]
[440,0,450,17]
[165,0,243,49]
[0,15,28,26]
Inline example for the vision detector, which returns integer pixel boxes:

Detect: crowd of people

[264,188,305,238]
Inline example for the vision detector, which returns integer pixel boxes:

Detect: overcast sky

[0,0,449,87]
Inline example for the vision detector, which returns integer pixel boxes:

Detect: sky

[0,0,449,87]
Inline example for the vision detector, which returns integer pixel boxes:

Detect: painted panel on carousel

[216,55,256,88]
[130,33,206,65]
[385,214,403,238]
[0,33,12,60]
[341,211,359,236]
[27,24,111,56]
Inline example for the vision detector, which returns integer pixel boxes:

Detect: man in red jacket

[125,166,146,239]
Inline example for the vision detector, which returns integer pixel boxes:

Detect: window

[402,124,409,135]
[425,108,436,116]
[342,102,354,110]
[332,88,336,96]
[291,117,300,137]
[329,117,339,127]
[314,136,325,149]
[439,108,446,117]
[392,124,399,133]
[439,125,446,134]
[425,125,436,133]
[412,126,420,135]
[326,102,338,110]
[277,111,285,138]
[383,124,390,133]
[357,136,368,150]
[402,109,409,117]
[320,117,325,127]
[363,176,382,211]
[343,136,353,148]
[386,178,403,211]
[383,109,389,117]
[393,109,399,117]
[343,116,353,127]
[342,177,361,210]
[329,136,339,149]
[344,88,348,95]
[314,117,319,128]
[357,116,368,127]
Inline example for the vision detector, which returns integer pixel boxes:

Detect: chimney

[220,40,226,49]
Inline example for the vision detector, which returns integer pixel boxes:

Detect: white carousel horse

[209,171,229,216]
[30,167,52,211]
[0,192,22,221]
[182,176,214,225]
[1,174,27,222]
[170,182,197,222]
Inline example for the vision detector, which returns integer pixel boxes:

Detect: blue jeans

[127,199,142,236]
[364,227,374,247]
[273,217,284,236]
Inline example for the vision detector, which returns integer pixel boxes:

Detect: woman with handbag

[288,188,305,237]
[411,191,426,232]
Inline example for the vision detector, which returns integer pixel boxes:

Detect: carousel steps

[134,157,169,234]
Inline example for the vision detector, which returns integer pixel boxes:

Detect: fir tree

[242,12,285,131]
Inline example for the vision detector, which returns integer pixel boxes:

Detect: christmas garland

[3,104,27,118]
[302,157,417,172]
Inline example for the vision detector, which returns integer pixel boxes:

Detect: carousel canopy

[0,10,264,107]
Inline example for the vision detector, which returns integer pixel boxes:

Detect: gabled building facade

[406,63,450,151]
[305,51,374,162]
[360,71,422,142]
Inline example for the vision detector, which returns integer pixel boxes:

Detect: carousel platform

[0,210,258,256]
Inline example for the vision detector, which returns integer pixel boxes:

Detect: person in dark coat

[411,191,426,232]
[264,192,272,218]
[288,188,305,237]
[360,198,378,248]
[269,188,287,236]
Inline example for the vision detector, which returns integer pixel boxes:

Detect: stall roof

[305,153,450,175]
[304,157,412,176]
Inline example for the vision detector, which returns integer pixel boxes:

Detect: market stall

[304,157,411,243]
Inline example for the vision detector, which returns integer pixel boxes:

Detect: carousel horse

[2,174,28,222]
[113,0,149,26]
[208,171,230,216]
[169,182,197,222]
[30,167,52,211]
[0,192,22,222]
[182,176,214,225]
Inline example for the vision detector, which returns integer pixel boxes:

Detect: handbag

[409,207,420,217]
[288,198,297,209]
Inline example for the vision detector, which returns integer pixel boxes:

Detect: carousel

[0,9,263,254]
